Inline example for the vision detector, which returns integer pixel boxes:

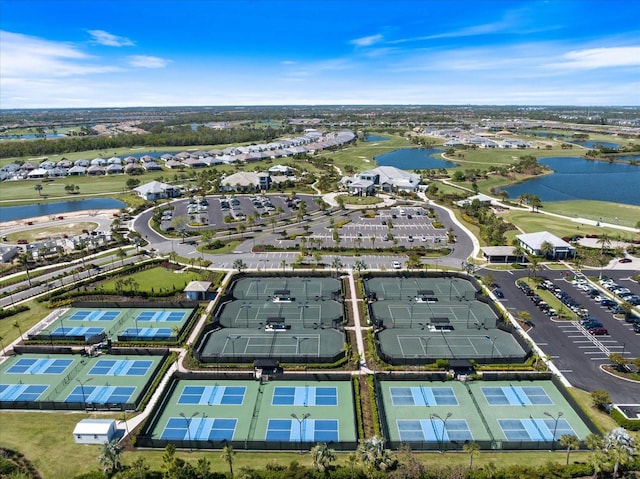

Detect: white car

[392,261,402,269]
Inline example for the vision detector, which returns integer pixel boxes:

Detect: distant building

[133,181,180,201]
[516,231,575,259]
[343,166,421,195]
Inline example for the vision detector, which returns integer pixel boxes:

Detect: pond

[374,148,455,170]
[567,140,619,150]
[0,198,126,222]
[502,156,640,206]
[363,135,389,142]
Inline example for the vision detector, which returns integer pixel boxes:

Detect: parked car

[493,289,504,298]
[589,326,609,335]
[634,323,640,333]
[392,261,402,269]
[619,258,632,263]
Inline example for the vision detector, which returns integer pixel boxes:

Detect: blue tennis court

[390,386,458,407]
[498,418,575,441]
[397,418,473,442]
[69,310,120,322]
[135,311,186,322]
[5,358,73,375]
[266,418,339,442]
[65,385,136,404]
[0,384,48,401]
[271,386,337,406]
[51,327,104,338]
[88,359,153,376]
[160,417,237,441]
[123,328,173,338]
[482,386,553,406]
[178,385,246,405]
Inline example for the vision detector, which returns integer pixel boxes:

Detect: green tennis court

[378,379,596,451]
[231,277,342,301]
[139,378,357,450]
[198,276,347,364]
[0,351,167,411]
[28,307,197,343]
[364,275,528,364]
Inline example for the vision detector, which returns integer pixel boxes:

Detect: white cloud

[0,31,121,77]
[128,55,169,68]
[87,29,135,47]
[551,46,640,69]
[350,34,383,47]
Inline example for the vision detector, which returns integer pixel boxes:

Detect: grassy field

[502,209,638,240]
[541,201,640,229]
[4,222,99,242]
[0,410,597,479]
[100,266,202,293]
[1,299,53,346]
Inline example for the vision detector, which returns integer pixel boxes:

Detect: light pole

[485,336,497,361]
[298,302,309,328]
[420,336,432,359]
[227,335,241,358]
[407,296,414,328]
[290,412,311,453]
[544,411,563,451]
[76,378,93,410]
[466,304,471,329]
[431,412,452,453]
[179,412,200,452]
[253,278,260,299]
[241,303,251,327]
[302,278,311,299]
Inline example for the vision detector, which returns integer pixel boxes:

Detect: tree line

[0,128,282,159]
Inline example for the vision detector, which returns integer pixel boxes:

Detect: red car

[17,239,28,244]
[619,258,632,263]
[589,327,609,335]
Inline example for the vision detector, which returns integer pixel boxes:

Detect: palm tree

[604,427,636,478]
[98,439,122,476]
[17,252,33,286]
[528,256,541,279]
[463,441,480,469]
[559,434,579,465]
[357,436,396,477]
[597,233,611,253]
[540,241,554,259]
[232,259,247,273]
[353,259,367,276]
[311,442,336,472]
[34,183,43,197]
[221,444,235,477]
[116,248,127,266]
[13,321,23,340]
[331,257,343,276]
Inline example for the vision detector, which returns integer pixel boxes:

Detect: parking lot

[308,206,450,249]
[159,193,319,232]
[488,268,640,403]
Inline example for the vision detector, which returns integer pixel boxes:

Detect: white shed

[73,419,117,444]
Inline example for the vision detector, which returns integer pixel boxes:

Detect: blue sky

[1,0,639,108]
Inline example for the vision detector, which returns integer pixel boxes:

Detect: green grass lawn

[100,266,202,293]
[0,410,598,479]
[1,300,53,345]
[339,195,384,206]
[4,222,98,242]
[503,210,638,241]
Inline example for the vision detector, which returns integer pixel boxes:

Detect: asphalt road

[488,268,640,404]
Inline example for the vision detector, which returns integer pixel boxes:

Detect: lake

[502,156,640,206]
[375,148,455,170]
[567,140,619,150]
[364,135,389,142]
[0,198,126,222]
